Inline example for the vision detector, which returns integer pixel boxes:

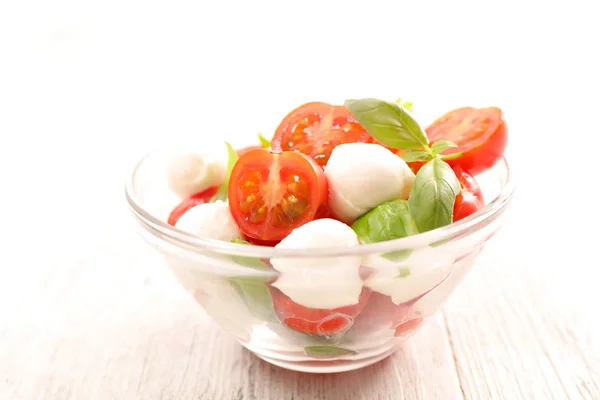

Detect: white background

[1,0,598,257]
[1,1,599,398]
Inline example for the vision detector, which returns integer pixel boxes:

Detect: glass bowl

[125,150,514,373]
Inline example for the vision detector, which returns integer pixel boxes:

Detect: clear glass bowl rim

[125,152,515,259]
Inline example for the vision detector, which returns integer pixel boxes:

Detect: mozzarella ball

[363,249,453,305]
[270,218,363,309]
[324,143,415,223]
[167,150,226,199]
[175,201,240,241]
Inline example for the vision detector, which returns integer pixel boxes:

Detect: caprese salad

[163,97,507,342]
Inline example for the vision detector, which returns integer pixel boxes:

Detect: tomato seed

[250,204,267,223]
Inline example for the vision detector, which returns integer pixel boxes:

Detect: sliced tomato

[167,186,219,226]
[228,148,327,242]
[270,287,372,337]
[271,102,372,167]
[237,145,263,158]
[453,167,485,222]
[241,234,280,247]
[425,107,507,175]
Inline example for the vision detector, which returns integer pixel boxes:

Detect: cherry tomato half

[237,145,264,158]
[167,186,219,226]
[425,107,508,176]
[453,167,485,222]
[271,102,373,167]
[241,234,280,247]
[270,287,372,337]
[228,148,327,242]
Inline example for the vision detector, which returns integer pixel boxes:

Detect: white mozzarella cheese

[324,143,415,223]
[363,249,453,305]
[175,201,240,241]
[167,150,226,199]
[270,218,363,309]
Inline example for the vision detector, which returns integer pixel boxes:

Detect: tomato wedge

[453,167,485,222]
[228,148,327,242]
[271,102,372,167]
[426,107,508,175]
[167,186,219,226]
[270,287,372,337]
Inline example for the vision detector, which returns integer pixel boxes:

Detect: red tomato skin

[228,149,328,242]
[444,119,507,176]
[167,186,219,226]
[270,287,372,337]
[452,167,485,222]
[241,234,279,247]
[426,107,508,176]
[236,145,263,158]
[271,102,373,167]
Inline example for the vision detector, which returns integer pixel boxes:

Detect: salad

[162,97,508,343]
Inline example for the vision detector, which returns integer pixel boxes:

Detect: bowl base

[241,340,402,374]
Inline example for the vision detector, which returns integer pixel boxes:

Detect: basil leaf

[351,200,418,244]
[258,133,271,148]
[394,98,414,112]
[344,98,429,151]
[304,345,356,358]
[231,238,270,271]
[382,249,412,262]
[400,150,432,163]
[440,152,464,161]
[229,238,276,321]
[397,267,411,278]
[230,279,276,321]
[210,142,238,202]
[430,140,458,156]
[408,158,461,232]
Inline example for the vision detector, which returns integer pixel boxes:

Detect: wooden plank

[443,223,600,400]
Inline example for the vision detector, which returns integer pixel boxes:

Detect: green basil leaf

[258,133,271,148]
[351,200,418,244]
[382,249,412,262]
[231,238,270,271]
[229,238,275,321]
[304,345,356,358]
[394,98,414,112]
[210,142,238,202]
[430,140,458,156]
[344,98,429,151]
[400,150,432,163]
[440,152,464,161]
[408,158,461,232]
[397,267,411,278]
[230,279,276,321]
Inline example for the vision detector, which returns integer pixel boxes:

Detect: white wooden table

[1,1,599,399]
